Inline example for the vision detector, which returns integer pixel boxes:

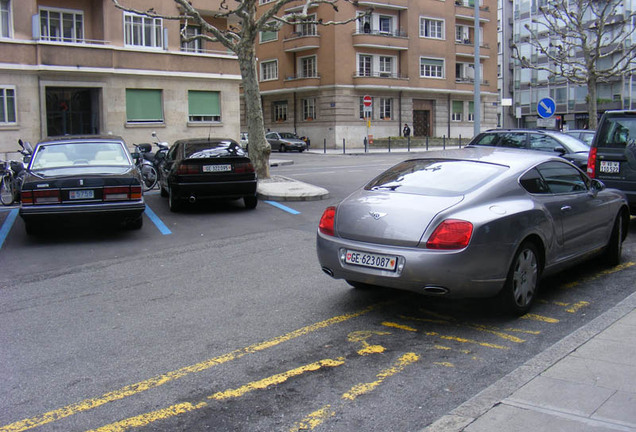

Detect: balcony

[456,76,490,86]
[353,71,408,83]
[454,0,490,11]
[352,30,409,51]
[356,0,408,10]
[283,74,321,87]
[282,30,320,53]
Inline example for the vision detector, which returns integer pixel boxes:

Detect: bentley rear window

[365,159,507,196]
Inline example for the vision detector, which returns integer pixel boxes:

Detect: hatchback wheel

[169,187,182,212]
[498,241,540,316]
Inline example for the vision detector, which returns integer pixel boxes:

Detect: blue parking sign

[537,97,556,119]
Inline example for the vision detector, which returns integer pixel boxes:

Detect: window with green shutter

[452,100,463,121]
[468,101,474,122]
[126,89,163,122]
[188,90,221,122]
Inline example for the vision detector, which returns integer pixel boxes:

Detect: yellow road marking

[347,330,390,355]
[468,324,525,343]
[566,301,590,314]
[89,358,346,432]
[520,314,560,323]
[289,405,335,432]
[382,322,509,350]
[504,327,541,335]
[434,362,455,368]
[561,262,635,289]
[342,353,419,401]
[1,304,383,432]
[381,321,418,332]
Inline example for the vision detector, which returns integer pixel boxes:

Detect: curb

[257,175,329,202]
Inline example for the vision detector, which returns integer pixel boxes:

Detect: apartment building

[509,0,636,130]
[0,0,241,154]
[251,0,498,147]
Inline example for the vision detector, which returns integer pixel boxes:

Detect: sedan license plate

[345,250,397,271]
[203,164,231,173]
[600,161,620,174]
[69,190,94,200]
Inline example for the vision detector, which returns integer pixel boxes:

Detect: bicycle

[1,139,32,205]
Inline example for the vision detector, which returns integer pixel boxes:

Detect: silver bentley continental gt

[316,147,629,315]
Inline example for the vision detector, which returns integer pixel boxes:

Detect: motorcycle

[131,132,169,192]
[0,139,33,205]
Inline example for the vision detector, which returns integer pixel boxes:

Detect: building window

[1,0,12,38]
[420,18,444,39]
[452,100,463,121]
[379,56,393,77]
[303,98,316,120]
[300,55,317,78]
[125,89,163,123]
[380,98,392,119]
[360,96,373,119]
[0,86,16,123]
[359,55,372,77]
[39,7,84,42]
[379,15,392,34]
[296,14,317,36]
[188,90,220,122]
[456,24,469,43]
[420,58,444,78]
[181,25,202,52]
[260,22,278,43]
[468,101,474,122]
[273,101,288,122]
[357,13,371,33]
[124,12,162,48]
[260,60,278,81]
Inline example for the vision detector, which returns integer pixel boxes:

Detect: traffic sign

[537,97,556,119]
[363,95,372,107]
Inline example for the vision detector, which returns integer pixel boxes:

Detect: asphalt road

[1,152,635,432]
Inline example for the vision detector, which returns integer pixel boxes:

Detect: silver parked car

[317,147,629,315]
[266,131,307,152]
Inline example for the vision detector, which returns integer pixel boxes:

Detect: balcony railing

[354,71,408,79]
[285,73,321,80]
[456,76,490,85]
[353,29,408,38]
[454,0,490,11]
[284,29,318,40]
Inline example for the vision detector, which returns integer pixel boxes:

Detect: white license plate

[600,161,620,174]
[345,250,397,271]
[203,164,231,173]
[69,190,94,200]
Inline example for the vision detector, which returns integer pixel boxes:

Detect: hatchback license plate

[69,190,94,200]
[203,164,231,172]
[345,250,397,271]
[600,161,620,174]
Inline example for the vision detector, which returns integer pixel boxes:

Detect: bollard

[443,135,446,150]
[364,137,368,153]
[426,136,429,151]
[407,136,411,152]
[324,138,326,154]
[343,138,346,154]
[458,135,462,148]
[388,137,391,153]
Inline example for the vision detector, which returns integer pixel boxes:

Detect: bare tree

[512,0,636,129]
[113,0,366,179]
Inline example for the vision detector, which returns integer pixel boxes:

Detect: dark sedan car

[19,136,146,234]
[156,138,257,212]
[467,129,590,169]
[317,148,629,315]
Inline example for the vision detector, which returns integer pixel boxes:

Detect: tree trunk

[588,75,599,130]
[238,46,271,179]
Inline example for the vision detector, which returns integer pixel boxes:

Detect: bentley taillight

[319,206,336,236]
[103,186,130,201]
[426,219,473,250]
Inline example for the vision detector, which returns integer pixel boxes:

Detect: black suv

[587,110,636,214]
[467,129,591,169]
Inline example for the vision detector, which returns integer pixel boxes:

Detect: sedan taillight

[587,147,597,178]
[33,189,61,205]
[20,190,33,205]
[319,206,336,236]
[426,219,473,250]
[234,162,255,173]
[103,186,142,201]
[177,164,200,175]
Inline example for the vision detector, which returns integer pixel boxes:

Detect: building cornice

[259,84,498,97]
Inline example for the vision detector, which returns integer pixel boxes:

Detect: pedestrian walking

[403,123,411,138]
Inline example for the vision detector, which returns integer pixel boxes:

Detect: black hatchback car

[587,110,636,214]
[156,138,257,212]
[19,136,146,234]
[467,129,591,170]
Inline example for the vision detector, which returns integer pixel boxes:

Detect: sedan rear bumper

[172,180,257,200]
[19,200,146,218]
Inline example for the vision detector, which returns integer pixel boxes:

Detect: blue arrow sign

[537,97,556,119]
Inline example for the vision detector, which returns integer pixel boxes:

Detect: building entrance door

[413,110,431,137]
[46,87,99,136]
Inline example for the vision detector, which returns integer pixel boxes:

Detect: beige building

[0,0,241,154]
[253,0,498,147]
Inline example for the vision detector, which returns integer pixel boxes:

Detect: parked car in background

[317,147,629,315]
[587,110,636,214]
[266,131,307,152]
[19,136,145,234]
[466,129,590,170]
[156,138,257,212]
[564,129,595,146]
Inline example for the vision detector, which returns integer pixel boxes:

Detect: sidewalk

[424,291,636,432]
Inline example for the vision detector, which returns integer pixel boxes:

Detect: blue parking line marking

[0,208,19,249]
[144,206,172,235]
[264,200,301,215]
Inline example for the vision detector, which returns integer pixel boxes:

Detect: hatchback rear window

[596,116,636,149]
[365,159,507,196]
[183,140,244,158]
